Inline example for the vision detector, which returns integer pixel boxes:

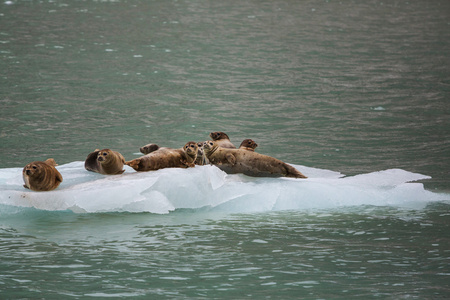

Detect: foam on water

[0,162,448,214]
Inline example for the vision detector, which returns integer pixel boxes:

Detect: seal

[239,139,258,151]
[210,131,236,149]
[85,149,126,175]
[195,142,209,165]
[126,141,198,172]
[203,141,307,178]
[22,158,63,191]
[140,143,162,155]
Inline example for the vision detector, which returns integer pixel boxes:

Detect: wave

[0,162,448,214]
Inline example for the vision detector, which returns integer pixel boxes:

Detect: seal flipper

[125,158,140,171]
[55,171,63,183]
[225,153,236,165]
[284,164,307,178]
[44,158,58,167]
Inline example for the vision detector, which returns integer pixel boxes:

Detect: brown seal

[22,158,63,191]
[85,149,125,175]
[203,141,307,178]
[126,141,198,172]
[195,142,209,165]
[239,139,258,151]
[140,143,162,155]
[210,131,236,149]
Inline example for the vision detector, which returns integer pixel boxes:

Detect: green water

[1,0,449,298]
[1,206,449,298]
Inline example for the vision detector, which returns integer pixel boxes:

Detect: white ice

[0,162,448,214]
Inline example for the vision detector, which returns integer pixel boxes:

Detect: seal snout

[26,170,31,176]
[98,152,108,162]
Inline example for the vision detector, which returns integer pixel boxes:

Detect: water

[1,0,449,298]
[0,206,448,298]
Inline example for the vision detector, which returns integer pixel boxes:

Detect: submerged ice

[0,162,448,214]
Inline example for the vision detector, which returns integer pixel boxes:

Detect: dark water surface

[1,0,449,298]
[1,205,449,299]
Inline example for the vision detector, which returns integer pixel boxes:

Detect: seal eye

[103,152,107,156]
[32,166,37,169]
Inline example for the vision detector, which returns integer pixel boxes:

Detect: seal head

[210,131,236,149]
[195,142,209,165]
[140,143,161,155]
[184,141,199,166]
[239,139,258,151]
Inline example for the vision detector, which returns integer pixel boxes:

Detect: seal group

[22,131,307,192]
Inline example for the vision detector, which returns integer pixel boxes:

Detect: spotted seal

[22,158,63,191]
[203,141,307,178]
[126,141,198,171]
[85,149,125,175]
[195,142,209,165]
